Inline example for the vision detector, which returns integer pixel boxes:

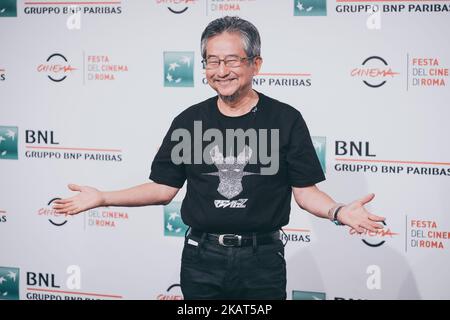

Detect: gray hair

[200,16,261,60]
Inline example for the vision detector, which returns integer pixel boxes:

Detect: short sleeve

[149,117,186,188]
[286,113,326,187]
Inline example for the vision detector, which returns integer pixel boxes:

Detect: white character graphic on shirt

[205,145,257,200]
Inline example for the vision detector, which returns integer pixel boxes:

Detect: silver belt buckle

[218,234,242,246]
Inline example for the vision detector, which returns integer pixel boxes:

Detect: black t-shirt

[149,91,325,233]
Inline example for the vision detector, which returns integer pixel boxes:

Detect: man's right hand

[52,184,104,215]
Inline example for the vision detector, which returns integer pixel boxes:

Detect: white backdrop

[1,0,449,300]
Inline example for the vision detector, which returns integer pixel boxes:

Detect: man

[53,16,385,299]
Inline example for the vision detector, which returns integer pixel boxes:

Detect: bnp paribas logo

[0,126,18,160]
[163,52,194,87]
[163,201,187,237]
[294,0,326,16]
[312,136,326,173]
[0,0,17,17]
[292,290,326,300]
[0,267,20,300]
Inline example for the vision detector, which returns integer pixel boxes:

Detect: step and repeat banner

[1,0,449,300]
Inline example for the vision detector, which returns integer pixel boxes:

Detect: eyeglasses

[202,55,256,70]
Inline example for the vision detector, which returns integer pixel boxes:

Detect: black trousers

[180,231,287,300]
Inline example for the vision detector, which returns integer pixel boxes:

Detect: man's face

[205,32,262,101]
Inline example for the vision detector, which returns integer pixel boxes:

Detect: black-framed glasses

[201,55,257,69]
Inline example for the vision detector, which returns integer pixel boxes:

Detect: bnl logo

[163,52,194,87]
[292,290,326,300]
[0,267,20,300]
[0,126,18,160]
[294,0,327,16]
[0,0,17,17]
[164,201,188,237]
[312,136,326,173]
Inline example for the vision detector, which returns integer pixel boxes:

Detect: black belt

[190,229,280,247]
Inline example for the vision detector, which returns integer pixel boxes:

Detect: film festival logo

[37,53,127,83]
[294,0,327,16]
[156,0,197,14]
[350,220,399,248]
[409,57,448,89]
[0,267,20,300]
[0,126,18,160]
[38,197,129,229]
[164,201,188,237]
[351,56,399,88]
[37,53,77,82]
[312,136,326,174]
[86,55,129,81]
[163,52,194,87]
[157,284,183,300]
[0,0,17,17]
[41,197,72,227]
[409,219,448,250]
[208,0,256,14]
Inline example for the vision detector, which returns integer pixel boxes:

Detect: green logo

[0,126,18,160]
[292,290,326,300]
[294,0,326,16]
[0,267,20,300]
[164,52,194,87]
[164,201,187,237]
[312,136,326,173]
[0,0,17,17]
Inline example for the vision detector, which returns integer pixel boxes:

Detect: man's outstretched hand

[338,193,385,233]
[52,184,104,215]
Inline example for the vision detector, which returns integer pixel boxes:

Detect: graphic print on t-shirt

[204,145,258,207]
